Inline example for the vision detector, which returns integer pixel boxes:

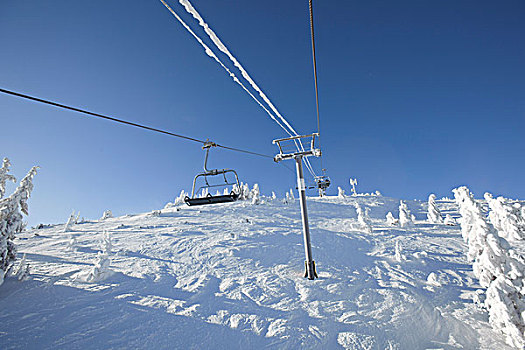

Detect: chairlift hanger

[184,141,241,206]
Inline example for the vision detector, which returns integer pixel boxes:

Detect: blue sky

[1,0,524,225]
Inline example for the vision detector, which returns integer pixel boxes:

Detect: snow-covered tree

[454,186,525,347]
[0,158,16,199]
[337,187,345,198]
[394,240,404,262]
[444,214,456,226]
[284,188,295,204]
[12,253,29,281]
[0,165,38,286]
[355,203,372,233]
[100,210,113,220]
[241,183,250,200]
[251,184,260,205]
[485,193,524,241]
[349,178,357,196]
[87,231,112,282]
[170,190,188,206]
[398,201,413,228]
[386,212,398,226]
[427,194,443,224]
[64,210,77,232]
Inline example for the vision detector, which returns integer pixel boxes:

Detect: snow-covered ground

[0,194,522,349]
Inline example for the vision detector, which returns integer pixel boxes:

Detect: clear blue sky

[1,0,524,225]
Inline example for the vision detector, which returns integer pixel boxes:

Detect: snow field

[0,193,521,349]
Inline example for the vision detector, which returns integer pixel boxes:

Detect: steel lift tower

[273,133,321,280]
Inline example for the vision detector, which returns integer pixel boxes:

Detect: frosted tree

[398,201,413,228]
[337,187,345,198]
[271,191,277,200]
[13,253,29,281]
[444,214,456,226]
[100,210,113,220]
[355,203,372,233]
[386,212,398,226]
[0,158,16,199]
[394,240,404,262]
[174,190,188,206]
[63,210,77,232]
[284,188,295,204]
[427,194,443,223]
[234,182,251,200]
[86,231,112,282]
[0,165,38,286]
[349,178,358,196]
[454,186,525,347]
[250,184,260,205]
[485,193,524,241]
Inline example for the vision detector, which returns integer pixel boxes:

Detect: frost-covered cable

[159,0,293,138]
[161,0,318,178]
[176,0,300,138]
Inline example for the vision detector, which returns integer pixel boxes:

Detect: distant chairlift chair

[315,173,331,197]
[184,141,241,206]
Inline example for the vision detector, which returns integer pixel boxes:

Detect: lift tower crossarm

[272,133,321,162]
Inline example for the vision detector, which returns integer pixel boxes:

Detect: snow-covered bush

[86,231,112,282]
[454,186,525,348]
[166,190,188,207]
[250,184,260,205]
[284,189,295,204]
[355,203,372,233]
[13,253,29,281]
[64,210,78,232]
[444,214,456,226]
[241,183,250,200]
[199,188,209,198]
[100,210,113,220]
[398,201,413,228]
[0,165,38,286]
[427,194,443,224]
[485,193,524,241]
[337,187,345,198]
[0,158,16,199]
[386,212,398,226]
[349,178,357,196]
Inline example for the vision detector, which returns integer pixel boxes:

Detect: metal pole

[295,156,318,280]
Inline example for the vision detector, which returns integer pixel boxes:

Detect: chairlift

[184,141,241,206]
[314,169,330,197]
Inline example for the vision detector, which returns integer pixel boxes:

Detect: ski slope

[0,194,519,349]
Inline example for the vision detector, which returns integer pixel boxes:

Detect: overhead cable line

[0,87,273,159]
[160,0,319,179]
[309,0,321,137]
[173,0,300,137]
[158,0,293,139]
[308,0,324,171]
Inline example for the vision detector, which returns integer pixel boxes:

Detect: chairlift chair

[315,175,331,197]
[184,141,241,206]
